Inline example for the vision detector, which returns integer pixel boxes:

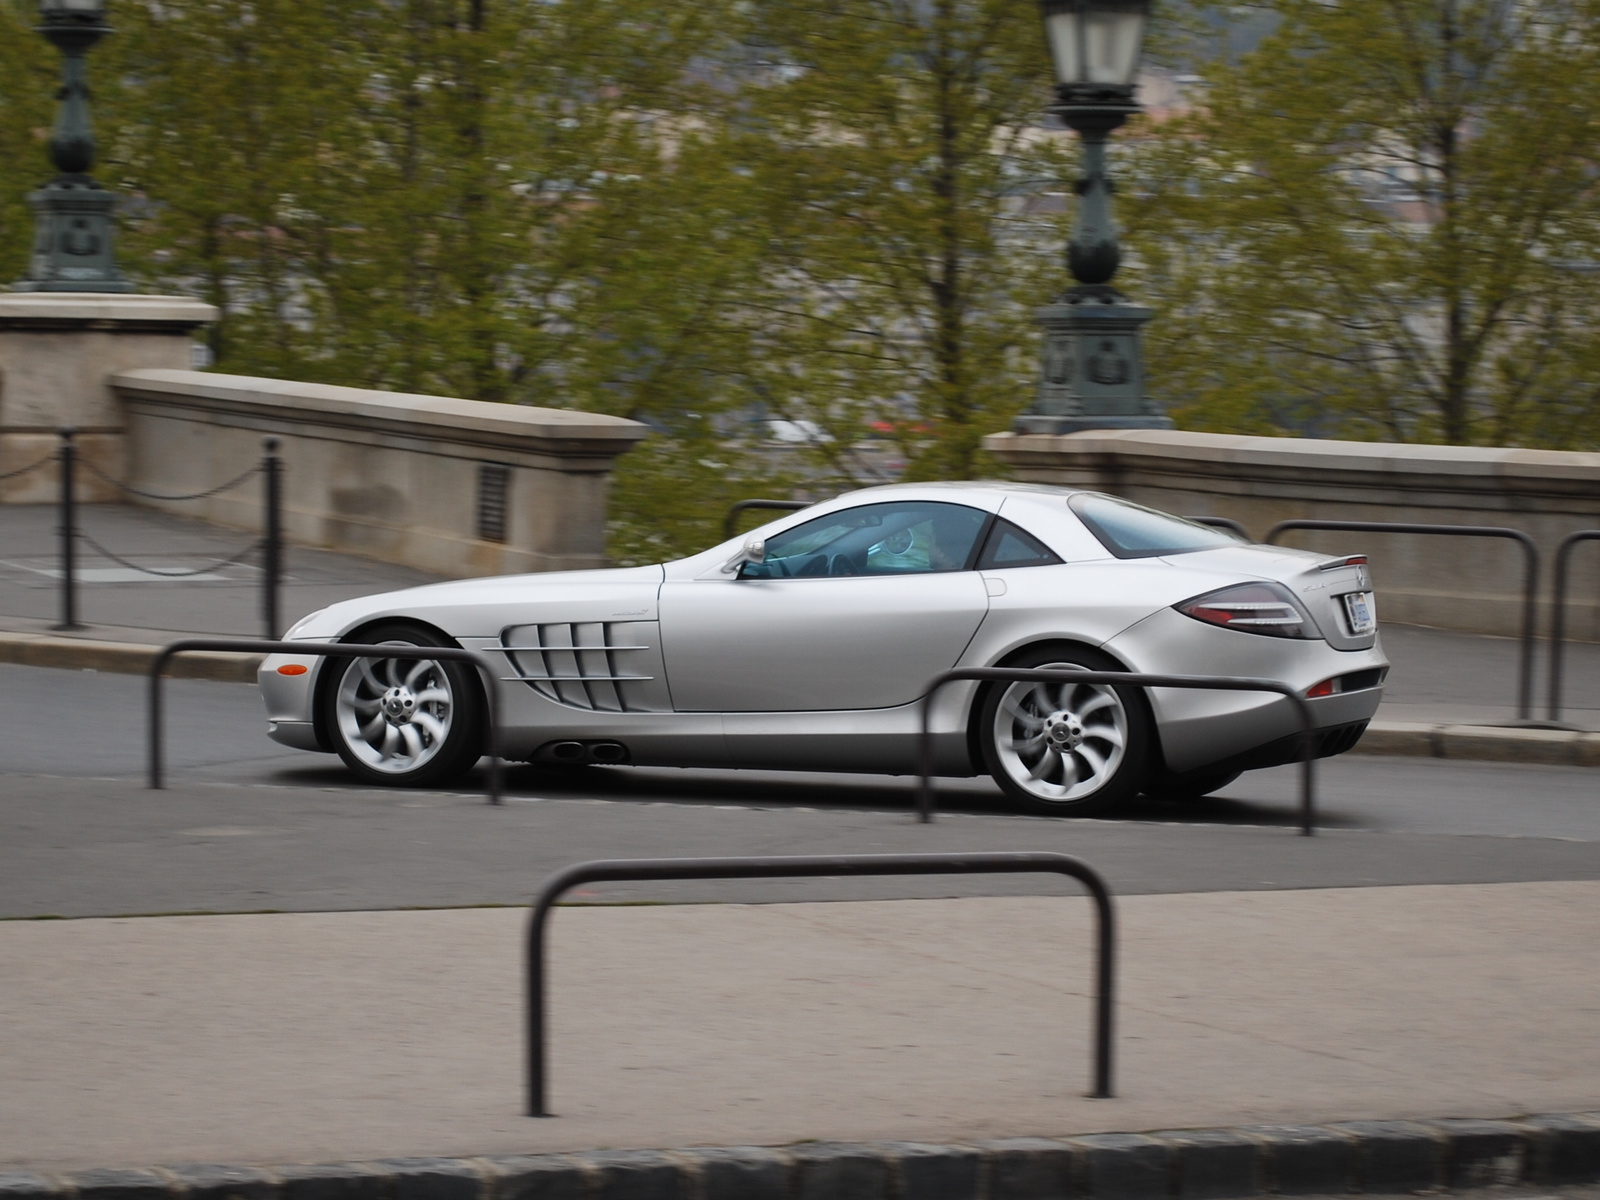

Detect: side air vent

[498,623,657,712]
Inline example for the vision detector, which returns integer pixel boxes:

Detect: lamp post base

[12,177,133,294]
[1017,295,1170,433]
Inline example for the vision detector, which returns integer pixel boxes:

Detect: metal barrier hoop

[526,851,1117,1116]
[721,498,810,540]
[1185,514,1251,539]
[1266,519,1540,721]
[1548,529,1600,723]
[148,638,506,804]
[918,667,1320,835]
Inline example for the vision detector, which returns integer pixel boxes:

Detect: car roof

[805,480,1086,506]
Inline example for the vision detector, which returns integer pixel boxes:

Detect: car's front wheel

[321,623,484,787]
[978,646,1151,817]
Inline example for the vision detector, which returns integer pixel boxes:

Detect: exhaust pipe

[590,741,627,764]
[549,741,586,763]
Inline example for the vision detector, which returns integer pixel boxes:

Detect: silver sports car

[259,482,1386,816]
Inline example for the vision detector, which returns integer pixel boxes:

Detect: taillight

[1176,582,1317,639]
[1306,678,1335,698]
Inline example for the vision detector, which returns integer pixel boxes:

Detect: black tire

[977,644,1152,817]
[320,622,484,787]
[1142,768,1241,803]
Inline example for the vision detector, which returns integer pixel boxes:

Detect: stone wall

[0,294,216,503]
[984,428,1600,643]
[111,369,647,577]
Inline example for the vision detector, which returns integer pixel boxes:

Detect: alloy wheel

[333,646,456,775]
[989,664,1130,803]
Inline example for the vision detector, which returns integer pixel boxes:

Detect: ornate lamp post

[13,0,133,293]
[1016,0,1168,434]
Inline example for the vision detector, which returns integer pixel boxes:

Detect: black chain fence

[46,426,284,636]
[0,453,56,483]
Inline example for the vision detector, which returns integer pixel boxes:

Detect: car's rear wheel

[322,623,483,787]
[978,645,1151,817]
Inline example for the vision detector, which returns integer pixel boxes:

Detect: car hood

[286,564,667,641]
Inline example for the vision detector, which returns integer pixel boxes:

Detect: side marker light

[277,664,309,676]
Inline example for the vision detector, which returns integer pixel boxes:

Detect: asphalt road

[4,662,1600,917]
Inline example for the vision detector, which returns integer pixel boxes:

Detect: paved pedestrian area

[0,503,436,640]
[2,882,1598,1171]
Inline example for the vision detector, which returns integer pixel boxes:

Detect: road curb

[0,632,261,682]
[1357,720,1600,768]
[6,1113,1600,1200]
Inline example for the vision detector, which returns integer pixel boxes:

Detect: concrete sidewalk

[4,882,1600,1172]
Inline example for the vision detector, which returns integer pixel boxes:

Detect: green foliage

[0,0,1077,560]
[13,0,1600,566]
[1125,0,1600,447]
[0,1,57,280]
[724,0,1071,482]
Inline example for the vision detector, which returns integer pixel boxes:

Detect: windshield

[1069,493,1240,559]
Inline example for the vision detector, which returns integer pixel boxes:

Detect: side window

[741,501,990,579]
[976,518,1064,570]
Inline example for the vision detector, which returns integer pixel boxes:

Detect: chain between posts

[918,667,1319,835]
[1265,519,1540,721]
[526,851,1117,1116]
[50,429,282,639]
[148,638,506,804]
[0,452,55,482]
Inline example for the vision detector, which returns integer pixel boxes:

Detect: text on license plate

[1343,591,1377,635]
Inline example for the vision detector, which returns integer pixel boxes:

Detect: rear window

[1069,493,1239,559]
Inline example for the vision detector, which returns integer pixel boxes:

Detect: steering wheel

[827,553,861,577]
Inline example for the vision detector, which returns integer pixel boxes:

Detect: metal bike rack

[1547,529,1600,723]
[919,667,1320,835]
[1185,515,1251,539]
[526,851,1117,1116]
[148,638,507,803]
[722,498,810,540]
[1266,519,1541,721]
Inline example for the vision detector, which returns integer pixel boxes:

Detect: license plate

[1342,591,1376,635]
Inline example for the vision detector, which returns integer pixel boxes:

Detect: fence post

[261,436,281,639]
[53,425,82,631]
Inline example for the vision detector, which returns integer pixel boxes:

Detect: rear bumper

[1200,719,1371,776]
[1104,607,1388,775]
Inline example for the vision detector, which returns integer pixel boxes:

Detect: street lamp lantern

[12,0,131,292]
[38,0,110,20]
[1015,0,1167,435]
[1041,0,1149,95]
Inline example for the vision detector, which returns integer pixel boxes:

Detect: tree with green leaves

[1125,0,1600,447]
[0,0,1088,560]
[719,0,1074,481]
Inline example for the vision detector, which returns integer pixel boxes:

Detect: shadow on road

[255,758,1351,830]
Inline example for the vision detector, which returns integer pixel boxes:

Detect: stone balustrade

[110,369,646,577]
[985,428,1600,642]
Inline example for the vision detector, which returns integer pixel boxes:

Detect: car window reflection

[741,501,989,579]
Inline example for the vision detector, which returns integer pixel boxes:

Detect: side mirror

[721,536,766,575]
